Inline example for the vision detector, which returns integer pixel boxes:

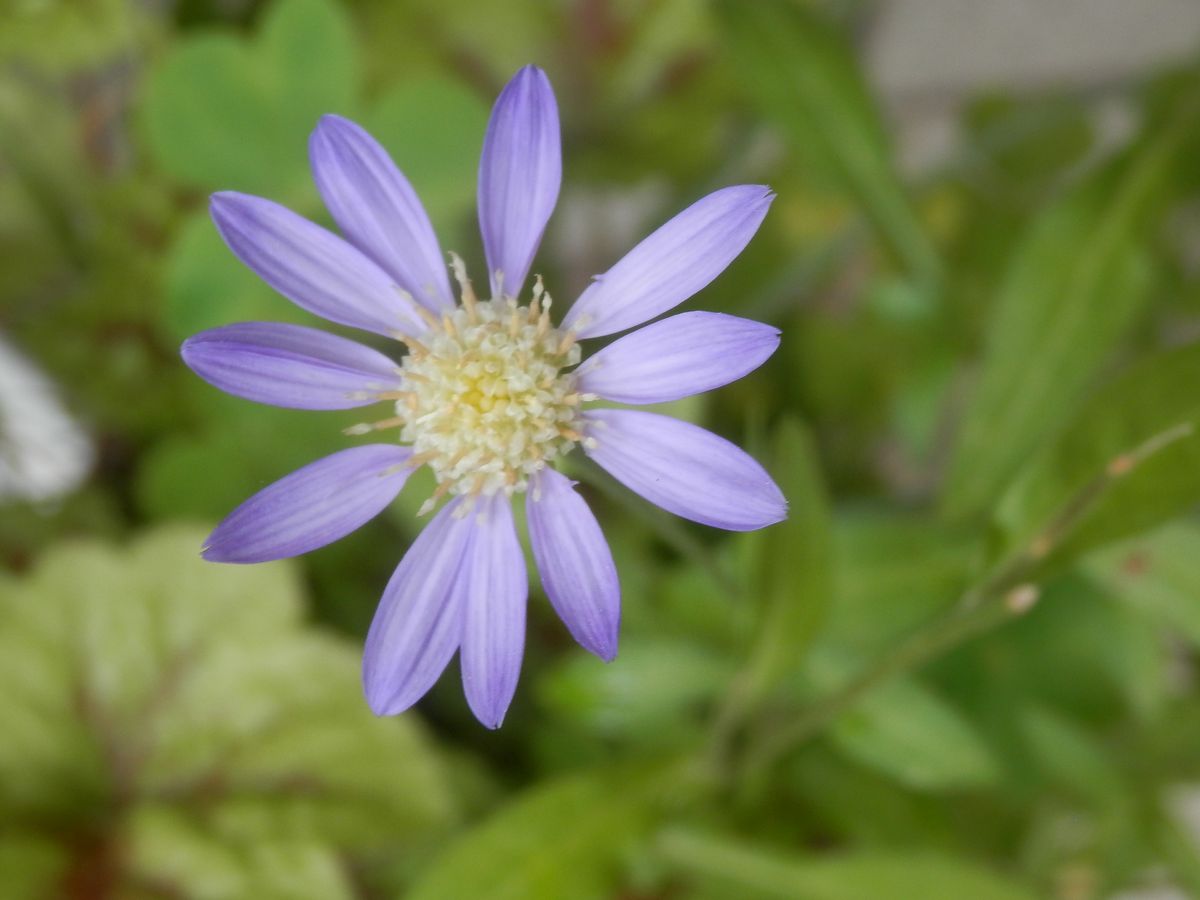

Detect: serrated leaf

[406,765,672,900]
[718,0,940,286]
[658,829,1039,900]
[944,110,1192,520]
[995,343,1200,564]
[0,526,454,895]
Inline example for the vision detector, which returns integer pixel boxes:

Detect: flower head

[182,65,786,728]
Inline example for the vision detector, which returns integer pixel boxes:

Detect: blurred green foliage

[4,0,1200,897]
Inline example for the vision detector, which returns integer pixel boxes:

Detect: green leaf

[943,114,1191,520]
[406,765,672,900]
[142,0,357,197]
[658,829,1039,900]
[1084,523,1200,648]
[1017,705,1123,803]
[995,343,1200,564]
[0,836,66,900]
[540,638,736,741]
[162,208,307,342]
[824,668,1000,791]
[718,0,940,286]
[742,418,832,698]
[824,511,978,660]
[0,526,454,895]
[362,78,490,232]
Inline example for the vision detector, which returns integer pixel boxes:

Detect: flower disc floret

[396,284,583,504]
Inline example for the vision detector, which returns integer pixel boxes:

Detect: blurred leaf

[162,208,307,342]
[658,829,1038,900]
[142,0,357,198]
[0,0,142,69]
[718,0,940,286]
[995,343,1200,564]
[824,511,978,659]
[363,78,489,232]
[407,764,672,900]
[742,418,832,699]
[1084,523,1200,647]
[136,391,356,521]
[128,809,355,900]
[0,526,454,895]
[943,112,1191,520]
[0,836,65,900]
[1017,705,1123,803]
[540,638,736,742]
[823,664,1000,791]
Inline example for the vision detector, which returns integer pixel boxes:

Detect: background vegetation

[4,0,1200,897]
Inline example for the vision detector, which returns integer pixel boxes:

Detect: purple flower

[182,65,786,728]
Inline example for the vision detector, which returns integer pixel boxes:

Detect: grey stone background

[865,0,1200,168]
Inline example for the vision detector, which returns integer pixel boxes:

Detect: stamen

[392,264,585,501]
[391,332,429,357]
[343,415,406,436]
[449,252,478,321]
[411,299,440,330]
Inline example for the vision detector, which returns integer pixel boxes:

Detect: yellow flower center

[392,259,584,511]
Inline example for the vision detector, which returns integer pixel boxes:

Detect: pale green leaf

[0,527,454,895]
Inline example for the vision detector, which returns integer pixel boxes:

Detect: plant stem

[737,420,1197,780]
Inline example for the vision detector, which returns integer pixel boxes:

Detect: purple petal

[309,115,453,312]
[204,445,414,563]
[181,322,401,410]
[478,65,561,300]
[584,409,786,531]
[210,192,428,338]
[460,496,527,729]
[363,499,473,716]
[575,311,780,405]
[527,469,620,661]
[562,186,774,339]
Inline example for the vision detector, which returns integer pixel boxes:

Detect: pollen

[393,261,582,509]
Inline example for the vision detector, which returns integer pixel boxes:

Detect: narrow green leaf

[995,343,1200,564]
[658,829,1039,900]
[718,0,940,285]
[743,418,832,698]
[944,110,1191,519]
[406,765,673,900]
[823,666,1000,791]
